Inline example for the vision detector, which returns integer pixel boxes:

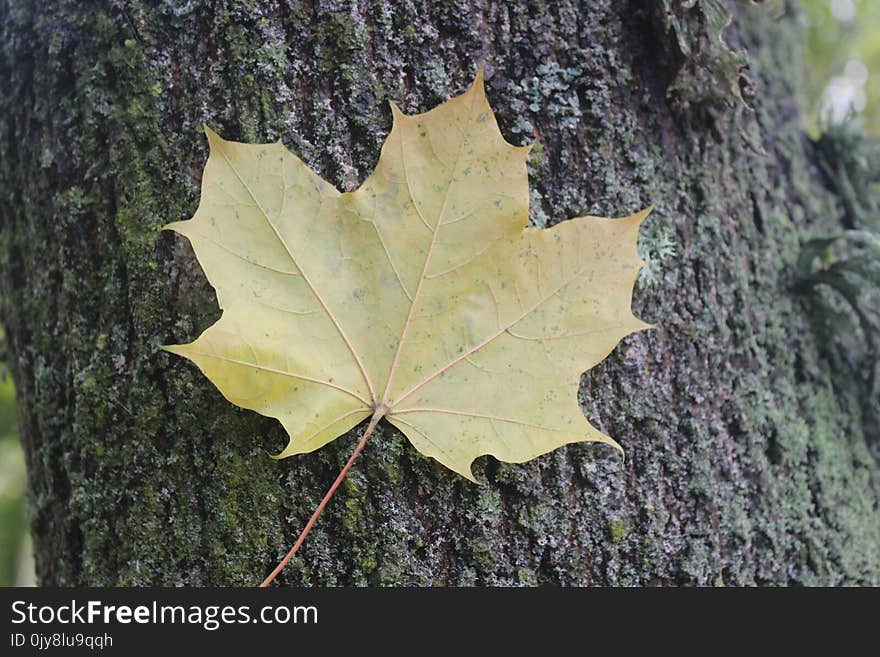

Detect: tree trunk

[1,0,877,586]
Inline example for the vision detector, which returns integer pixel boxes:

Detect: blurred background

[0,329,33,586]
[803,0,879,134]
[0,0,877,585]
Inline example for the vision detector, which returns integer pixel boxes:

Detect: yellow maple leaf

[164,71,650,482]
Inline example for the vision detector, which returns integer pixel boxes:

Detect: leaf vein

[181,350,371,405]
[392,262,603,405]
[213,139,376,401]
[392,406,575,434]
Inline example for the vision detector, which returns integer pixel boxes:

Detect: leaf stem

[260,409,384,587]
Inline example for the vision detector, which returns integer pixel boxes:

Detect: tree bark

[1,0,877,586]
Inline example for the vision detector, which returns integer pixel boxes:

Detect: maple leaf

[164,71,650,483]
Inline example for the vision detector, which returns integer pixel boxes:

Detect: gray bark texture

[1,0,878,586]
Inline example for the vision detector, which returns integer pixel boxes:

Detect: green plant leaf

[164,72,650,481]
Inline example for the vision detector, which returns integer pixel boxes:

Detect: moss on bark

[0,0,877,585]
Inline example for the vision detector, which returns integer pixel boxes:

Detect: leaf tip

[161,220,185,234]
[463,463,481,484]
[604,435,625,458]
[514,143,534,160]
[465,67,488,107]
[388,100,405,120]
[631,206,653,225]
[203,124,225,151]
[271,439,301,460]
[472,67,485,92]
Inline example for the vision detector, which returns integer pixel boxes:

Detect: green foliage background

[0,355,32,585]
[0,0,876,585]
[802,0,880,134]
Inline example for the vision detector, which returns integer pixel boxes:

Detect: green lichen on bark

[0,0,877,586]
